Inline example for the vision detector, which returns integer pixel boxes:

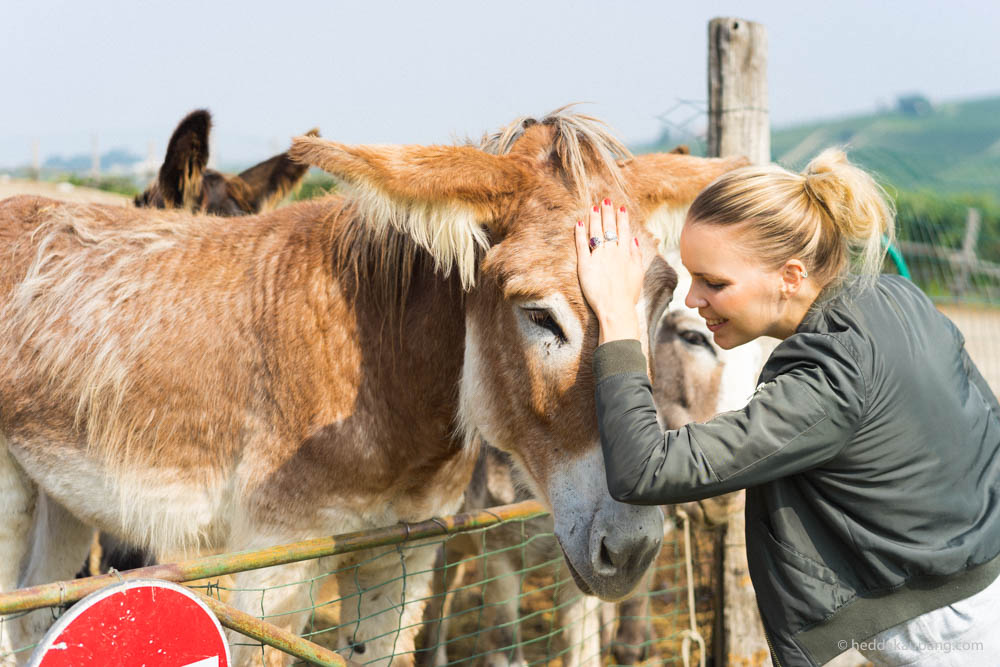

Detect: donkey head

[290,109,745,600]
[135,109,317,215]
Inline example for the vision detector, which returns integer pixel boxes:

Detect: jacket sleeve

[593,335,866,505]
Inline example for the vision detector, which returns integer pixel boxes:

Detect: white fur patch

[340,181,489,290]
[644,203,689,249]
[10,445,227,555]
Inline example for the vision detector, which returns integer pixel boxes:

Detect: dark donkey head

[135,109,318,215]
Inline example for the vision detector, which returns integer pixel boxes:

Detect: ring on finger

[604,231,618,242]
[589,236,603,251]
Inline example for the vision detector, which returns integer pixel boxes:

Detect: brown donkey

[80,110,321,577]
[0,110,743,666]
[134,108,318,215]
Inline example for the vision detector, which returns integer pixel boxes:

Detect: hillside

[637,95,1000,194]
[772,95,1000,193]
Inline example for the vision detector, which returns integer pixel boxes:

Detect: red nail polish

[593,205,599,212]
[603,198,610,206]
[633,237,639,247]
[577,220,583,227]
[620,205,626,213]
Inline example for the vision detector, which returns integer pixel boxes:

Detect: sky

[2,0,998,168]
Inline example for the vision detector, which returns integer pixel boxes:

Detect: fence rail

[0,502,547,616]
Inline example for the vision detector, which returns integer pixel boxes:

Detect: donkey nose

[594,526,660,577]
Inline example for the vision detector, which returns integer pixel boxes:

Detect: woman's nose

[685,288,707,310]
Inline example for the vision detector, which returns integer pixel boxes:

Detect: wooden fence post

[707,17,773,667]
[956,207,981,298]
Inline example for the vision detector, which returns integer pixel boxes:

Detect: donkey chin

[542,447,664,601]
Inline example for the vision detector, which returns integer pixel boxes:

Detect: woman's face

[679,220,786,349]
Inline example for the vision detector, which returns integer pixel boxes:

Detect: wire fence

[206,512,721,666]
[1,504,724,667]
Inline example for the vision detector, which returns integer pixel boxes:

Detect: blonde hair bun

[802,149,895,279]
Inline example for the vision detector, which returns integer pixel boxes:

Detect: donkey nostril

[352,642,366,655]
[599,538,615,569]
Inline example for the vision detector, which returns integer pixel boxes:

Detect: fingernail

[633,237,639,247]
[603,198,611,206]
[593,205,599,212]
[620,205,626,213]
[577,220,583,227]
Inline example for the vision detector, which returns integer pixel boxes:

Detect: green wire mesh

[178,511,723,667]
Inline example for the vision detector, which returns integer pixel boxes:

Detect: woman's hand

[575,199,644,344]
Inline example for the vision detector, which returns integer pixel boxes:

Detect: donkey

[0,110,743,666]
[417,262,765,667]
[79,110,321,578]
[134,108,319,215]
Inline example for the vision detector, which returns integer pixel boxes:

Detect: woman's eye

[525,309,566,343]
[680,329,712,350]
[704,280,726,291]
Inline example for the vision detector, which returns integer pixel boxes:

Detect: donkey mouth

[558,544,595,596]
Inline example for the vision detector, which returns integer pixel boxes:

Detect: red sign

[29,579,230,667]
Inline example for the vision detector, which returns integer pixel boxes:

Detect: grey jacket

[594,275,1000,666]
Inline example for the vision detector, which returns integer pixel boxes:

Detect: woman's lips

[705,317,728,332]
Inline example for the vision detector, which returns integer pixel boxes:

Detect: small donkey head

[135,109,318,215]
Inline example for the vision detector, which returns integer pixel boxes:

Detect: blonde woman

[576,150,1000,666]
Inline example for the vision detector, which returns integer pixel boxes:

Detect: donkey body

[0,111,742,666]
[79,109,321,579]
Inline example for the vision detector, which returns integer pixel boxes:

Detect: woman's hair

[686,148,895,288]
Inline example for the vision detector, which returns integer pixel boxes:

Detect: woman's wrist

[597,311,640,344]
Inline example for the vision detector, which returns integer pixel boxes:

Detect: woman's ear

[779,259,808,298]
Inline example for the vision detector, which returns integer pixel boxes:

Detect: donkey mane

[478,105,633,199]
[324,197,444,328]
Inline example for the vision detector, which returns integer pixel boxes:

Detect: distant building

[896,94,933,116]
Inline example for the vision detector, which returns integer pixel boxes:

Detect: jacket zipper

[763,627,782,667]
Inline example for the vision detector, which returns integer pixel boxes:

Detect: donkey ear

[158,109,212,209]
[235,128,319,212]
[622,152,748,248]
[289,135,525,289]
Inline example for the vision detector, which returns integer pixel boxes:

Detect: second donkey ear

[158,109,212,209]
[621,152,748,248]
[236,128,320,213]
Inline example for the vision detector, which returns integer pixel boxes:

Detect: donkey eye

[524,308,566,343]
[679,329,713,351]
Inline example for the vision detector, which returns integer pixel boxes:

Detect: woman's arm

[595,334,866,504]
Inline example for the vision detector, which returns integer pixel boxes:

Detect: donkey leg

[555,581,602,667]
[0,443,39,665]
[415,535,472,667]
[479,549,525,667]
[610,573,653,665]
[8,495,93,664]
[336,542,438,667]
[227,556,324,667]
